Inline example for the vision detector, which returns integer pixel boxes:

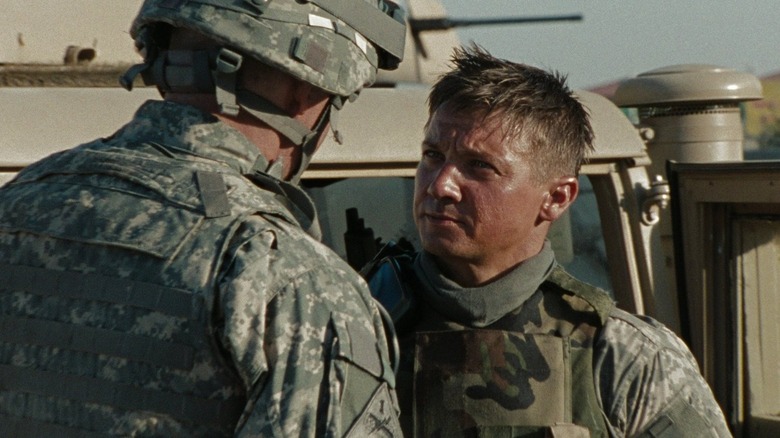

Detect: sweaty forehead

[425,105,511,147]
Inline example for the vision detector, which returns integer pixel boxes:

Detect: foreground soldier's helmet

[126,0,406,98]
[121,0,407,180]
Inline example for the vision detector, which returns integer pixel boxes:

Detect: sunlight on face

[414,104,550,282]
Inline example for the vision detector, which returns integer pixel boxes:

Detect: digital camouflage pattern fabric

[596,310,732,437]
[131,0,406,98]
[0,100,400,436]
[370,241,731,437]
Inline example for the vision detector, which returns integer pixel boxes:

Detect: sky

[4,0,779,92]
[438,0,780,89]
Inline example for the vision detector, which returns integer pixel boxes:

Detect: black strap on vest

[0,263,243,431]
[0,365,242,428]
[3,263,200,318]
[0,316,194,370]
[196,170,232,218]
[0,414,110,438]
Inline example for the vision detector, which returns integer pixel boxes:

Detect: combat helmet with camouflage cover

[121,0,407,180]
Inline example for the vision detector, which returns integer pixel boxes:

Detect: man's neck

[432,240,547,288]
[165,93,294,179]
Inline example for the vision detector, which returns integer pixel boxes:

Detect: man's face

[414,104,550,279]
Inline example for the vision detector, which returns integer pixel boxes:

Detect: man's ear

[539,176,579,222]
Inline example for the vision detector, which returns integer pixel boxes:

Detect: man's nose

[427,163,462,202]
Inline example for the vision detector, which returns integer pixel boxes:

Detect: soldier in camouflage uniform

[0,0,406,436]
[365,46,732,437]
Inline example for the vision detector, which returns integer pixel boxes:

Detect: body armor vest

[0,143,296,436]
[370,257,614,437]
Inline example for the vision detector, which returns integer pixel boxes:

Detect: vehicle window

[305,177,418,262]
[562,176,612,294]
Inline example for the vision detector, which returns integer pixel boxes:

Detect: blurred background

[437,0,780,154]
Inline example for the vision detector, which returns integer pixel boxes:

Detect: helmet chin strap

[121,46,344,184]
[232,89,337,184]
[213,48,342,183]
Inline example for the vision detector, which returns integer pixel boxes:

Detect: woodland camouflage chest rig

[367,253,614,438]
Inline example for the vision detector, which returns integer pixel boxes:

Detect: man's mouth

[423,212,461,225]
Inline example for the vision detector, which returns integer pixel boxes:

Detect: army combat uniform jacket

[0,100,401,436]
[369,241,731,437]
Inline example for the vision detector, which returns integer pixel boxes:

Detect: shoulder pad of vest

[544,265,615,326]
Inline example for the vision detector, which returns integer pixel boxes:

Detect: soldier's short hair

[427,44,595,182]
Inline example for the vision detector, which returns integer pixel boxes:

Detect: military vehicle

[2,1,778,435]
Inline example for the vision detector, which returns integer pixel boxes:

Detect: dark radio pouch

[360,241,418,336]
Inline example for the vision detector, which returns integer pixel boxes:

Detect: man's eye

[422,150,444,160]
[471,160,494,170]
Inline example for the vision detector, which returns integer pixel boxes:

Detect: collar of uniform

[120,100,262,175]
[127,101,324,240]
[412,241,556,328]
[245,167,322,241]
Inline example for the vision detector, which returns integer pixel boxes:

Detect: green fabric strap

[543,265,614,437]
[569,346,608,437]
[214,48,242,116]
[196,171,231,218]
[236,89,316,146]
[545,265,615,325]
